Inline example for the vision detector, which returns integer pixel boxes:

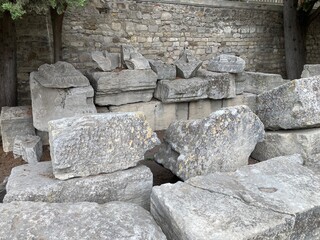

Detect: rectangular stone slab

[49,112,160,180]
[0,201,166,240]
[0,106,35,152]
[109,100,188,131]
[151,155,320,239]
[4,162,153,210]
[251,128,320,167]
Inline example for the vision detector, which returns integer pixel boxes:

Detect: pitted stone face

[207,54,245,73]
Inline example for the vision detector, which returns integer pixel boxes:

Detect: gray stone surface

[36,129,49,145]
[95,90,154,106]
[188,99,223,120]
[223,93,257,113]
[125,52,151,70]
[4,162,153,209]
[237,71,287,94]
[49,112,160,180]
[155,105,264,180]
[13,135,42,164]
[149,59,176,80]
[33,61,89,88]
[175,49,202,79]
[252,128,320,167]
[196,69,236,99]
[301,64,320,78]
[91,51,120,71]
[0,106,35,152]
[208,54,245,73]
[0,201,166,240]
[151,155,320,240]
[256,75,320,130]
[30,75,97,131]
[109,100,188,131]
[121,44,138,66]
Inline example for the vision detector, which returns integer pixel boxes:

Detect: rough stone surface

[252,129,320,167]
[4,162,153,209]
[155,105,264,180]
[208,54,245,73]
[125,52,151,70]
[109,100,188,131]
[36,130,49,145]
[33,61,89,88]
[196,69,236,99]
[121,44,138,66]
[151,155,320,240]
[0,201,166,240]
[301,64,320,78]
[149,59,176,80]
[13,135,42,164]
[188,100,223,119]
[223,93,257,113]
[237,72,287,94]
[91,51,120,71]
[175,49,202,79]
[49,112,160,180]
[30,74,97,131]
[256,75,320,130]
[0,106,35,152]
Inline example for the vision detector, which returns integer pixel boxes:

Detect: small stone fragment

[149,59,176,80]
[301,64,320,78]
[207,54,245,73]
[91,51,120,72]
[175,49,202,79]
[13,135,42,164]
[125,52,151,70]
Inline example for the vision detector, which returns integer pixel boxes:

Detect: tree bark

[0,12,17,109]
[50,8,65,63]
[283,0,308,79]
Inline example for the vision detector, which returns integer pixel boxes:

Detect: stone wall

[15,0,320,105]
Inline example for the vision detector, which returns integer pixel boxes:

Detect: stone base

[4,162,153,210]
[222,93,257,113]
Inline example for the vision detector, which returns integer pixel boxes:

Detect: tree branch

[307,5,320,27]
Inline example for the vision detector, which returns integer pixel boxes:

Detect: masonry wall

[15,0,320,105]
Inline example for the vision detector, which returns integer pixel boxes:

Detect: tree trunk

[0,12,17,109]
[50,8,65,63]
[283,0,308,79]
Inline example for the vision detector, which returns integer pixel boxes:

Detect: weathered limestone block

[251,128,320,167]
[196,69,236,99]
[121,44,138,66]
[30,75,97,131]
[49,112,160,180]
[0,201,166,240]
[256,76,320,130]
[109,100,188,131]
[155,106,264,180]
[4,162,153,209]
[154,78,209,103]
[125,52,151,70]
[301,64,320,78]
[188,100,222,120]
[223,93,257,113]
[91,51,120,71]
[208,54,245,73]
[33,61,89,88]
[175,49,202,79]
[0,106,35,152]
[149,59,176,80]
[95,90,154,106]
[13,135,42,164]
[237,72,287,94]
[151,155,320,240]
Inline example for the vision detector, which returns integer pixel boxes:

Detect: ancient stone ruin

[1,45,320,239]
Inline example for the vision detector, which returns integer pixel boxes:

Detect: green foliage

[0,0,87,19]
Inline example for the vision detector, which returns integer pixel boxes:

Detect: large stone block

[237,71,287,94]
[207,54,245,73]
[13,135,42,164]
[175,49,202,79]
[256,76,320,130]
[4,162,153,209]
[149,59,176,80]
[151,155,320,239]
[251,128,320,167]
[49,112,160,180]
[109,100,188,131]
[155,105,264,180]
[301,64,320,78]
[0,201,166,239]
[30,75,97,131]
[188,99,222,120]
[32,61,89,88]
[0,106,35,152]
[223,93,257,113]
